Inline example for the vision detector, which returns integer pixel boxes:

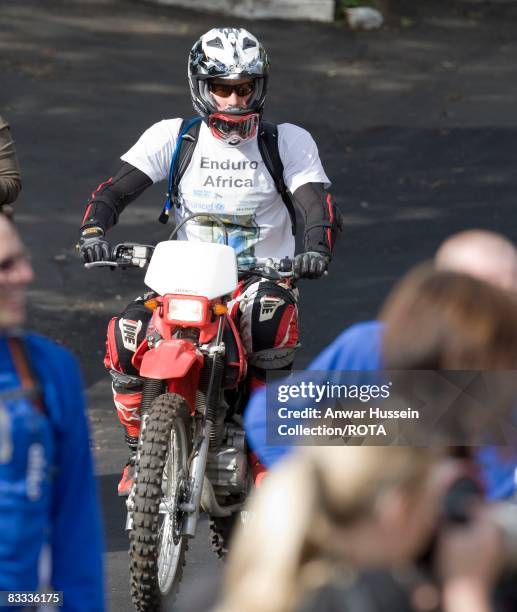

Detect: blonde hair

[216,446,436,612]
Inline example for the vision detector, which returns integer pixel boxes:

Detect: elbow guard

[292,183,343,258]
[81,163,152,233]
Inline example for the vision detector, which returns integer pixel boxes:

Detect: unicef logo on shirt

[193,202,227,212]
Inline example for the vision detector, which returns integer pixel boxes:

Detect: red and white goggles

[208,112,259,146]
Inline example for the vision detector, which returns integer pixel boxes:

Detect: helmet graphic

[188,27,269,145]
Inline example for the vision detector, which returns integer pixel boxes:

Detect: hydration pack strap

[257,121,297,236]
[6,337,45,414]
[159,117,297,235]
[159,117,203,224]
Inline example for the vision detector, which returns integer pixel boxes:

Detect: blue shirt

[244,320,517,500]
[0,333,105,611]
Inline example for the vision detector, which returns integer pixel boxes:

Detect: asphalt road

[2,0,517,609]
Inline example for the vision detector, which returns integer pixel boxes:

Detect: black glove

[293,251,328,279]
[78,226,111,263]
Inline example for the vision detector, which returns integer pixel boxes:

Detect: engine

[206,423,249,499]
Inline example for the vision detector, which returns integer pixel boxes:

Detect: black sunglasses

[209,81,255,98]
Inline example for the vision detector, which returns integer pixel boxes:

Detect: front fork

[180,413,213,536]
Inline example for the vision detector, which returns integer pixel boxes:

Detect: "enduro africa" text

[200,157,257,188]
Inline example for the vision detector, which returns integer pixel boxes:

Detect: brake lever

[238,266,282,281]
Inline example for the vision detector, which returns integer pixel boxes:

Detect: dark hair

[380,263,517,370]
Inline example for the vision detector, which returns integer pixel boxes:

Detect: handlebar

[82,213,324,281]
[83,244,295,280]
[239,257,328,280]
[237,257,294,281]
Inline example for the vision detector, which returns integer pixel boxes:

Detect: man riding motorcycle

[78,27,341,495]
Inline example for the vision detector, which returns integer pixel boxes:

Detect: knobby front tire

[129,392,191,612]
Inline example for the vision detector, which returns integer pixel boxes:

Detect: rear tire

[129,392,191,612]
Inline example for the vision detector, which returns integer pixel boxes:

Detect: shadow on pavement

[97,473,129,554]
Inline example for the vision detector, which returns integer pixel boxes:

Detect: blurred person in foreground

[379,266,517,612]
[300,268,517,612]
[217,268,517,612]
[0,115,22,218]
[215,446,503,612]
[0,215,105,611]
[215,446,446,612]
[245,229,517,499]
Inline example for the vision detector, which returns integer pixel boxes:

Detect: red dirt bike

[86,214,294,611]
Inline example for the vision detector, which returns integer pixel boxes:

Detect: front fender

[139,339,203,379]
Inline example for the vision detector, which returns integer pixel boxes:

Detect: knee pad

[104,299,153,376]
[238,279,299,364]
[110,370,144,392]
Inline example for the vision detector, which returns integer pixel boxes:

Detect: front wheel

[129,393,191,612]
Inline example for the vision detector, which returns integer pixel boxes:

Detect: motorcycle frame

[129,292,246,537]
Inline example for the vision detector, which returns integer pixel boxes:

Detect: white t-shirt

[121,119,330,263]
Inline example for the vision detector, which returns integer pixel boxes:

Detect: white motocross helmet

[188,27,269,145]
